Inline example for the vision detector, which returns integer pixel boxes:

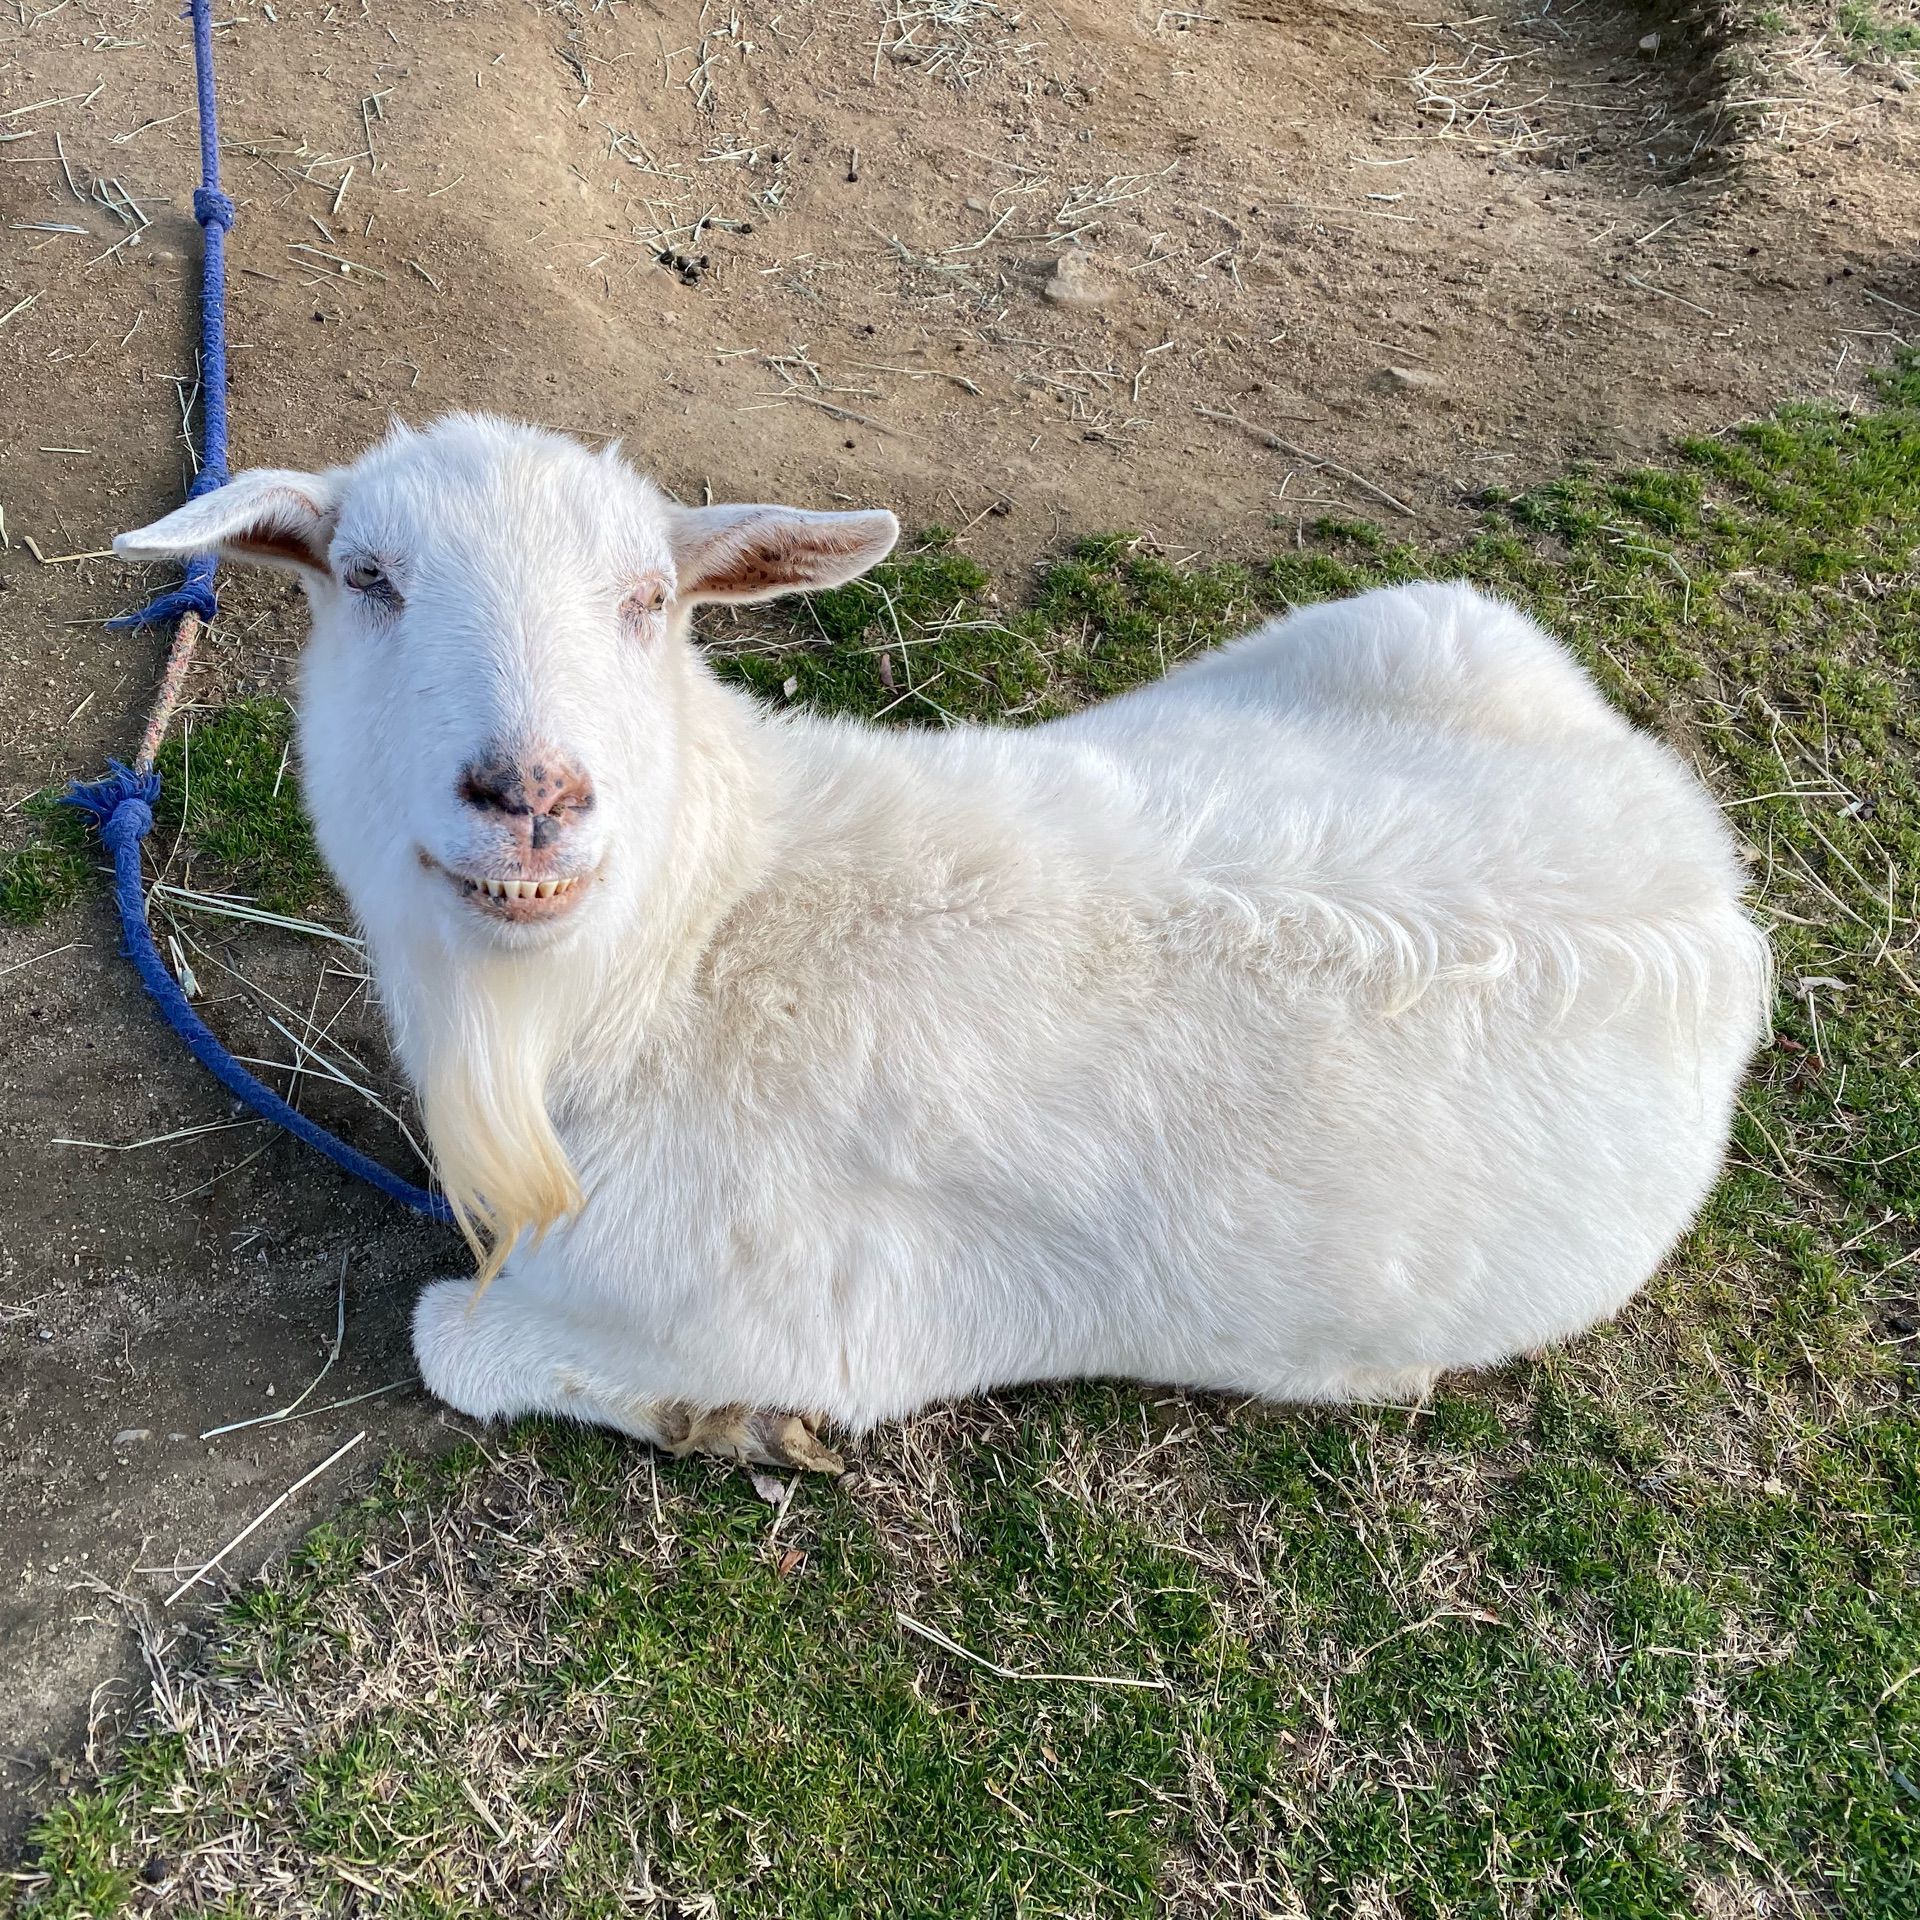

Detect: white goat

[117,415,1770,1468]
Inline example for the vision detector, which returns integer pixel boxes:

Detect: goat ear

[114,469,341,578]
[669,502,899,605]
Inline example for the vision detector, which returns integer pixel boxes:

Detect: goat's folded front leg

[666,1406,844,1474]
[412,1277,843,1474]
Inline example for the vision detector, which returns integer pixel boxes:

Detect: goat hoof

[763,1412,845,1476]
[669,1405,844,1476]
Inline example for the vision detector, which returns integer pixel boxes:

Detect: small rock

[1378,365,1442,393]
[1638,30,1660,52]
[111,1428,152,1447]
[1042,249,1116,310]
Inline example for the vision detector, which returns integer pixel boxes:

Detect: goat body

[116,417,1770,1449]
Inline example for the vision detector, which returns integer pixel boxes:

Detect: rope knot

[62,762,162,842]
[107,577,220,631]
[192,187,235,231]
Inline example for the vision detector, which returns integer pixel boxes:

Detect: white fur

[116,416,1770,1441]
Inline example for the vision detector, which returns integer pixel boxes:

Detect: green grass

[149,698,330,916]
[0,791,92,925]
[1838,0,1920,58]
[10,366,1920,1916]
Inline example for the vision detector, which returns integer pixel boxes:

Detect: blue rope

[64,0,453,1228]
[111,1,233,632]
[66,768,453,1222]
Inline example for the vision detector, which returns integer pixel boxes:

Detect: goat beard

[395,945,587,1289]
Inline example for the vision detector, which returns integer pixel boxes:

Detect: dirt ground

[1,0,1915,1854]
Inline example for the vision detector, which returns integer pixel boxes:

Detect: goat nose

[457,749,594,837]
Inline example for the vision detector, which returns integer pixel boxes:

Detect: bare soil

[1,0,1914,1853]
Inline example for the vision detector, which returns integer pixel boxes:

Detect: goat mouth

[426,857,595,923]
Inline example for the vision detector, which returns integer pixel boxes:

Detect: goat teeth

[467,873,584,906]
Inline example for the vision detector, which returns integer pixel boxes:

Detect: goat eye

[622,582,671,622]
[342,558,392,596]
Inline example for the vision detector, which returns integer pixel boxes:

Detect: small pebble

[1043,248,1115,310]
